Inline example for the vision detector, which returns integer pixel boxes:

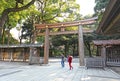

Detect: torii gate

[31,17,97,66]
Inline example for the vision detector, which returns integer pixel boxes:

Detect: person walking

[61,54,65,68]
[68,54,73,70]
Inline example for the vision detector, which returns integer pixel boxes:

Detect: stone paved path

[0,58,120,81]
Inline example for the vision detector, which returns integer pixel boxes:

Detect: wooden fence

[106,46,120,66]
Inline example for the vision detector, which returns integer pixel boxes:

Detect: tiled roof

[96,0,120,35]
[93,40,120,46]
[0,44,43,48]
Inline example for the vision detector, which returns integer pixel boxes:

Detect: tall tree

[20,15,35,44]
[0,0,36,36]
[17,0,80,44]
[35,0,80,24]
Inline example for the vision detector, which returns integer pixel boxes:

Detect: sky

[11,0,95,40]
[76,0,95,16]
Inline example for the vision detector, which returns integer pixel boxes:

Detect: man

[61,54,65,68]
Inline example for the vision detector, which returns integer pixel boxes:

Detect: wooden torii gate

[32,17,97,66]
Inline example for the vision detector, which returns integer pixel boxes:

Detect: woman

[68,54,73,70]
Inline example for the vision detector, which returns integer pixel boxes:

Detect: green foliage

[34,0,81,56]
[0,0,81,56]
[94,0,110,13]
[0,0,34,19]
[94,0,110,22]
[0,0,38,44]
[35,0,80,23]
[21,16,34,43]
[50,34,78,56]
[0,31,19,44]
[0,0,16,10]
[36,36,44,43]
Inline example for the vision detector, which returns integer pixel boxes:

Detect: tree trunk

[96,46,99,56]
[7,30,10,45]
[19,37,22,44]
[64,43,69,56]
[2,26,6,44]
[72,42,76,57]
[0,10,9,36]
[64,44,67,57]
[88,45,92,57]
[0,10,8,27]
[84,41,92,57]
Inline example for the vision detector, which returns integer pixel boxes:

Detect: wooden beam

[35,17,97,29]
[37,30,93,36]
[104,14,120,34]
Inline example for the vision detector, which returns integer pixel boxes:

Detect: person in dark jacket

[61,54,65,68]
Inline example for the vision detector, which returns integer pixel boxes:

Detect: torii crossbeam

[35,17,97,29]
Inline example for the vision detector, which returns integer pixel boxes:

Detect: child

[61,54,65,68]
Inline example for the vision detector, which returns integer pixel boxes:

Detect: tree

[20,17,34,44]
[18,0,80,44]
[84,34,93,57]
[0,0,36,36]
[35,0,80,24]
[51,35,67,56]
[94,0,110,22]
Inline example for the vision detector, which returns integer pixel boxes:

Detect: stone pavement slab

[0,58,120,81]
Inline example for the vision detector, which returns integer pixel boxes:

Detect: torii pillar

[44,27,49,64]
[78,25,85,66]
